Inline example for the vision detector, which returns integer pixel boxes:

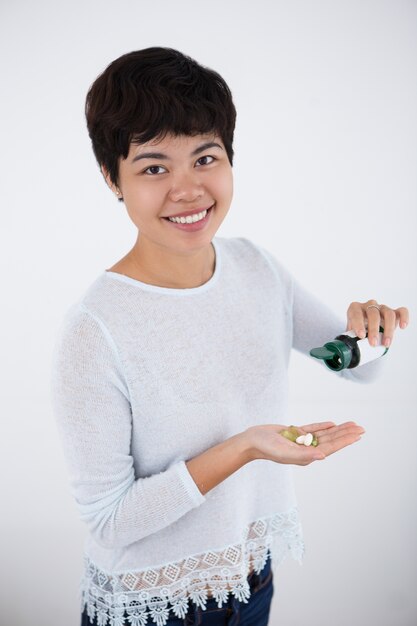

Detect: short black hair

[85,47,237,192]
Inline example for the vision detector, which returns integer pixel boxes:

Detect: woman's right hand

[243,421,365,465]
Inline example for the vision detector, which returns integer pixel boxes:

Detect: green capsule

[280,429,294,442]
[280,426,300,443]
[311,436,319,447]
[288,426,300,438]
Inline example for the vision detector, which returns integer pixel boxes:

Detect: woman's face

[109,132,233,255]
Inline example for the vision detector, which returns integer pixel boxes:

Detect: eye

[196,155,216,166]
[143,165,167,176]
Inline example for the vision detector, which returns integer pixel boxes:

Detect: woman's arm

[290,275,411,383]
[254,241,400,382]
[185,420,365,496]
[51,305,206,550]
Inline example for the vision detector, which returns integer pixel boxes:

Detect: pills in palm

[281,426,319,447]
[303,433,313,446]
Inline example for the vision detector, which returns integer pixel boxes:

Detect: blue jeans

[81,557,274,625]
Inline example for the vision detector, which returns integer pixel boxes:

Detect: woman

[51,47,409,626]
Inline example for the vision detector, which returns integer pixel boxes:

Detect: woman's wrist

[236,430,258,463]
[185,432,253,496]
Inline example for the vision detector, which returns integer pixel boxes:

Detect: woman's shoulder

[57,271,122,333]
[217,236,291,280]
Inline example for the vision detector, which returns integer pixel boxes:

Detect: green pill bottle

[310,326,388,371]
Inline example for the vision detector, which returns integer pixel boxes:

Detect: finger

[299,421,336,432]
[317,424,365,446]
[311,421,365,439]
[319,421,365,436]
[396,307,409,330]
[319,432,363,456]
[347,302,367,339]
[379,306,396,347]
[317,423,366,451]
[364,301,381,346]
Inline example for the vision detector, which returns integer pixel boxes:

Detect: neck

[125,237,216,289]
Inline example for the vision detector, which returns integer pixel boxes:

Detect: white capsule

[303,433,314,446]
[296,435,306,444]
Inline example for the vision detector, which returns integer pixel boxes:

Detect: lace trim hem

[81,507,304,625]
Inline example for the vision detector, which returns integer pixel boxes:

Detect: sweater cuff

[173,460,206,507]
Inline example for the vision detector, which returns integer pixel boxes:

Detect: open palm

[299,421,365,458]
[245,421,365,465]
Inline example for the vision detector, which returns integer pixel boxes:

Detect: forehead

[131,131,221,153]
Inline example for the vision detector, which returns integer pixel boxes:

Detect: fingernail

[401,322,407,329]
[372,337,378,346]
[384,338,391,347]
[358,330,366,339]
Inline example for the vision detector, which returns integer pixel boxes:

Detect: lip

[163,204,214,231]
[163,205,214,219]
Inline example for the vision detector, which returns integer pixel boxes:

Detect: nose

[168,169,205,203]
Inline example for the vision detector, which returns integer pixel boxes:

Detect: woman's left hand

[346,300,409,348]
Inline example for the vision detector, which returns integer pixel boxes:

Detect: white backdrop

[1,1,416,625]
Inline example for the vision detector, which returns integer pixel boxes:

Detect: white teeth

[168,209,208,224]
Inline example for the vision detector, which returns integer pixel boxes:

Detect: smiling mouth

[162,204,215,223]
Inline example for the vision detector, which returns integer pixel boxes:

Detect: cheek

[139,186,163,208]
[125,184,163,214]
[212,167,233,203]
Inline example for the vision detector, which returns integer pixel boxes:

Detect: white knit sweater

[50,236,382,625]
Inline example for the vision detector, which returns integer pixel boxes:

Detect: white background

[1,1,416,625]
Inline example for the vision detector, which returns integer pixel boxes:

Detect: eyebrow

[131,141,224,164]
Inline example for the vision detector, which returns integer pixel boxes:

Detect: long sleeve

[50,304,205,550]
